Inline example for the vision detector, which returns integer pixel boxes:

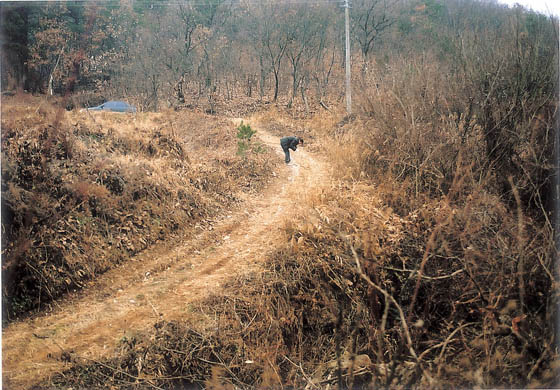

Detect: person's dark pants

[282,145,291,163]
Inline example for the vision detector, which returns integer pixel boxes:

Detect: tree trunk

[48,50,63,96]
[151,74,159,111]
[175,75,185,103]
[273,70,279,101]
[225,77,231,100]
[301,78,309,116]
[288,68,298,108]
[246,75,253,98]
[259,55,266,100]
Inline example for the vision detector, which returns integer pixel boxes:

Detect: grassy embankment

[1,94,277,321]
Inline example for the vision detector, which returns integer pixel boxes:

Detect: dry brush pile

[1,94,278,321]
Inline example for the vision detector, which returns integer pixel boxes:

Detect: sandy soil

[2,117,329,389]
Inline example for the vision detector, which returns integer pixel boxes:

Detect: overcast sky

[497,0,560,16]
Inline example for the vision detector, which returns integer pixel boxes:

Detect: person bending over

[280,136,303,164]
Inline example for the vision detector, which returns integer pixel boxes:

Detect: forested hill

[1,0,559,389]
[1,0,557,113]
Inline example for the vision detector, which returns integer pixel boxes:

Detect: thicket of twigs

[1,94,277,320]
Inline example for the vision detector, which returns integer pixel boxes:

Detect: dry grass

[52,174,555,388]
[1,94,277,321]
[20,51,559,388]
[4,2,557,388]
[49,99,557,388]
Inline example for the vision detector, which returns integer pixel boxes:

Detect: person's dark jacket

[280,136,300,151]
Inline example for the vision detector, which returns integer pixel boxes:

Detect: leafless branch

[346,239,434,384]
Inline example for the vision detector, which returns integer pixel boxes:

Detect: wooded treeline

[2,0,345,110]
[1,0,556,112]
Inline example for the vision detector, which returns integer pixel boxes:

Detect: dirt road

[2,118,328,389]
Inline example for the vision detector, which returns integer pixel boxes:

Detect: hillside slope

[2,115,328,389]
[1,95,278,321]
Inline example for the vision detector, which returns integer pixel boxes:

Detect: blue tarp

[86,101,136,113]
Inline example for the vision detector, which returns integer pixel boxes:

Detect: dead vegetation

[49,181,557,387]
[49,93,558,388]
[1,94,278,321]
[5,15,558,386]
[3,1,557,388]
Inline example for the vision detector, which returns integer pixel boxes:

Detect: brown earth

[2,117,329,390]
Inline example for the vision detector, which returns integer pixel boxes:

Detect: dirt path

[2,118,329,389]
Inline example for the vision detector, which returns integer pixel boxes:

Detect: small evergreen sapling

[236,121,256,155]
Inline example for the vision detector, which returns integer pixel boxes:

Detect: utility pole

[344,0,352,115]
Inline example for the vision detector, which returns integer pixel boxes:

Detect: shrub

[236,121,256,156]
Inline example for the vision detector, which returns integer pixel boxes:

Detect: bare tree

[313,40,339,111]
[284,5,326,108]
[258,3,290,102]
[244,5,272,100]
[351,0,396,64]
